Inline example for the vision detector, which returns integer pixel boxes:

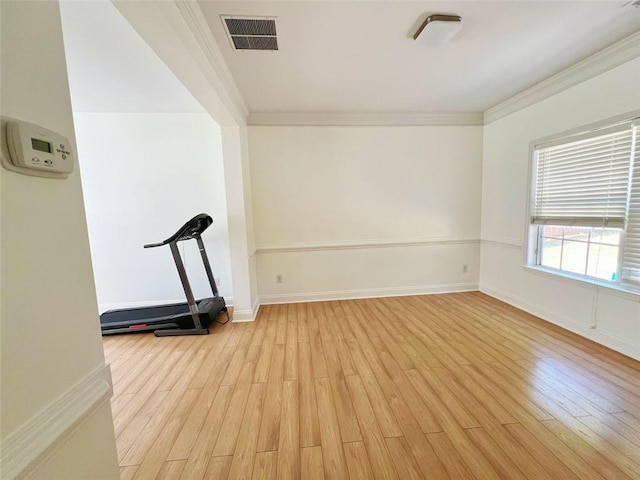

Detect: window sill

[522,265,640,302]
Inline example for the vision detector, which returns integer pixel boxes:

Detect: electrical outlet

[276,274,283,283]
[462,264,468,273]
[215,277,221,287]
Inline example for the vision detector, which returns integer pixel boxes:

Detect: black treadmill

[100,214,228,336]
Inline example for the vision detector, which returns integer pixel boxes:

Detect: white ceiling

[199,1,640,114]
[60,1,204,113]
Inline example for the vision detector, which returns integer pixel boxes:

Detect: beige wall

[249,125,483,302]
[1,1,119,478]
[23,402,118,480]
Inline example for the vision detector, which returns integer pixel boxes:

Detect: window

[529,116,640,288]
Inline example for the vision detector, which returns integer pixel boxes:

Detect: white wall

[480,56,640,360]
[249,125,483,302]
[113,1,260,320]
[222,125,260,317]
[0,2,119,478]
[73,113,233,311]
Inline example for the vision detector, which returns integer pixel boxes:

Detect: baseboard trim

[1,364,113,479]
[232,298,260,322]
[260,282,479,305]
[480,283,640,361]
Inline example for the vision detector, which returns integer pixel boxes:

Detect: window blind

[532,124,634,228]
[622,123,640,284]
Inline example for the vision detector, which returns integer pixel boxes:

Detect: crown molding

[484,31,640,125]
[175,1,249,119]
[248,112,483,126]
[165,6,638,128]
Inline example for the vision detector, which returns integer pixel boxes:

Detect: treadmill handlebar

[143,240,169,249]
[143,213,213,249]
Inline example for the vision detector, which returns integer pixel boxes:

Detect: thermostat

[0,116,74,179]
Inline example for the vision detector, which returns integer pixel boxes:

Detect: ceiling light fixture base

[414,14,463,46]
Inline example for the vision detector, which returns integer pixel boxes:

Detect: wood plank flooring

[103,292,640,480]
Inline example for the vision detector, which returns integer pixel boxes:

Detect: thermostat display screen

[31,138,51,153]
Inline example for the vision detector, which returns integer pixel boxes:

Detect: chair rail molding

[255,236,481,254]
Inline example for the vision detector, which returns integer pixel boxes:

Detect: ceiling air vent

[221,16,278,51]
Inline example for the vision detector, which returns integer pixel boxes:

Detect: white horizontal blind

[622,123,640,284]
[532,125,633,227]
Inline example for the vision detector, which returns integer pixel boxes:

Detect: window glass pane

[562,226,592,242]
[560,240,588,275]
[540,237,561,269]
[537,226,623,281]
[587,244,619,280]
[590,229,621,246]
[541,225,564,240]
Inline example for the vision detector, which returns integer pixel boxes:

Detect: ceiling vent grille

[222,16,278,51]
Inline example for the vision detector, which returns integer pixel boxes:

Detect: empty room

[1,1,640,479]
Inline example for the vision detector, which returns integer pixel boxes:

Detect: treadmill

[100,214,229,336]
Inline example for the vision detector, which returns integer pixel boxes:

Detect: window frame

[524,109,640,295]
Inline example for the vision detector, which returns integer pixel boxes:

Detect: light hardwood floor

[104,292,640,480]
